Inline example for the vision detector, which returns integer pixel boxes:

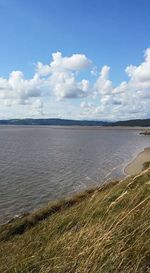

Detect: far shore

[124,147,150,175]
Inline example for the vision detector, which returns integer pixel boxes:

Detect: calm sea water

[0,126,149,223]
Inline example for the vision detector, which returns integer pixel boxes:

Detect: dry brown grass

[0,169,150,273]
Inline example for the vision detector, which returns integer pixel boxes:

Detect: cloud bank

[0,49,150,120]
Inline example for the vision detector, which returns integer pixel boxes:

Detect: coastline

[124,147,150,175]
[2,148,150,226]
[0,168,149,273]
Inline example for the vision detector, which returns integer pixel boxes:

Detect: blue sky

[0,0,150,120]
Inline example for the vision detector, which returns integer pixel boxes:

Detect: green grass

[0,169,150,273]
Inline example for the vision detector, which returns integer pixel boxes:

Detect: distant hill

[0,118,150,126]
[110,118,150,127]
[0,118,107,126]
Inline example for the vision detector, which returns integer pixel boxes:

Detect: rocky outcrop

[140,131,150,136]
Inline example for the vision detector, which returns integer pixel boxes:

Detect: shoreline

[1,144,150,226]
[124,147,150,175]
[2,152,149,226]
[1,147,150,226]
[0,168,149,273]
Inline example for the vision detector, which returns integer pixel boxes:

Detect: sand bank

[124,147,150,175]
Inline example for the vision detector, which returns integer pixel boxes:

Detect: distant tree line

[0,118,150,127]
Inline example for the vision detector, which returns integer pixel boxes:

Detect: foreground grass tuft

[0,169,150,273]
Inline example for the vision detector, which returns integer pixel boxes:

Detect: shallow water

[0,126,149,223]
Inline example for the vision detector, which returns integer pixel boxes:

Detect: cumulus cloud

[0,52,91,108]
[125,49,150,83]
[51,52,91,71]
[0,71,42,105]
[36,52,91,75]
[48,68,90,99]
[94,65,113,95]
[79,48,150,120]
[0,48,150,120]
[36,52,91,99]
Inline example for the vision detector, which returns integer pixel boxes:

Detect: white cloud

[125,48,150,83]
[0,52,91,106]
[0,71,42,105]
[0,49,150,120]
[48,69,90,99]
[30,98,44,116]
[36,52,91,75]
[36,52,91,99]
[51,52,91,71]
[94,65,113,95]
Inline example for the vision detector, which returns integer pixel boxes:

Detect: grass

[143,161,150,170]
[0,169,150,273]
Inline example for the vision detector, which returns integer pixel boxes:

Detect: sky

[0,0,150,120]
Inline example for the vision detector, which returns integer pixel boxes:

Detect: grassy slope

[0,169,150,273]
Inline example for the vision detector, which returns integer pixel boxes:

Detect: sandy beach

[125,147,150,175]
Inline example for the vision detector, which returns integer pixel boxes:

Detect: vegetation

[110,119,150,127]
[0,169,150,273]
[0,118,150,126]
[142,161,150,170]
[0,118,107,126]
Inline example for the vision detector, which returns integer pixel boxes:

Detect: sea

[0,126,149,224]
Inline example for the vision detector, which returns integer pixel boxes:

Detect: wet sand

[125,147,150,175]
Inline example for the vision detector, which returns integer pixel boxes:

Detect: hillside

[0,168,150,273]
[0,118,107,126]
[111,119,150,127]
[0,118,150,126]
